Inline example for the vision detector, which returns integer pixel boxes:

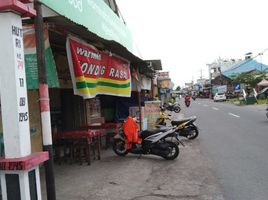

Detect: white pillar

[0,12,31,158]
[0,166,42,200]
[0,12,44,200]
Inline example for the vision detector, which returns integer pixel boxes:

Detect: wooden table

[57,130,102,165]
[81,123,121,149]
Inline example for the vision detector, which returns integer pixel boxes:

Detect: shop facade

[24,0,144,149]
[0,0,150,199]
[0,1,164,154]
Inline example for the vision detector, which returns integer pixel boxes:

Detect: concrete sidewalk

[40,138,225,200]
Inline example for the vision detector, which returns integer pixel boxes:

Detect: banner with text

[23,24,59,89]
[66,36,131,99]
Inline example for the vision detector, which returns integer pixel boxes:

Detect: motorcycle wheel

[162,142,179,160]
[187,126,199,140]
[174,107,181,113]
[113,139,129,156]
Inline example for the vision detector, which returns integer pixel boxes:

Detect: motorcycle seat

[171,116,197,126]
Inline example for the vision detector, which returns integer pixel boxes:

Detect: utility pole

[198,68,205,80]
[34,1,56,200]
[219,67,223,85]
[259,52,263,71]
[207,64,213,99]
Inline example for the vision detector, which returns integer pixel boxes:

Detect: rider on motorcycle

[185,94,191,102]
[185,94,191,107]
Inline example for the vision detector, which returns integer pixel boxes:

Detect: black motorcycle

[162,102,181,113]
[155,113,199,140]
[113,125,180,160]
[171,116,198,139]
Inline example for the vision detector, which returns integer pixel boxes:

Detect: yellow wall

[28,90,43,152]
[0,90,43,154]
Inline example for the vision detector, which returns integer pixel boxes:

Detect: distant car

[213,93,226,102]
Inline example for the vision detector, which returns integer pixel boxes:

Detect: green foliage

[258,93,266,100]
[232,71,268,87]
[175,86,181,91]
[228,97,267,105]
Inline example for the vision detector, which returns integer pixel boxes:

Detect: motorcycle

[155,111,171,126]
[155,111,199,140]
[266,107,268,119]
[113,116,180,160]
[184,96,191,107]
[185,99,190,107]
[161,102,181,113]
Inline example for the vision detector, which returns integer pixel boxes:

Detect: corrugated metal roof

[223,59,268,78]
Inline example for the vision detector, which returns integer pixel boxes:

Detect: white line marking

[203,104,208,107]
[228,113,240,118]
[212,107,219,110]
[198,103,201,105]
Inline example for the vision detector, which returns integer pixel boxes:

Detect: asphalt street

[40,107,225,200]
[181,98,268,200]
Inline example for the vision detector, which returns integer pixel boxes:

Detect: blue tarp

[223,59,268,78]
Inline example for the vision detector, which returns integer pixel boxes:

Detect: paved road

[41,143,224,200]
[180,98,268,200]
[41,108,225,200]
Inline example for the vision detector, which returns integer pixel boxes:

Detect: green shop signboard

[40,0,134,54]
[23,25,59,89]
[24,48,59,89]
[212,85,227,94]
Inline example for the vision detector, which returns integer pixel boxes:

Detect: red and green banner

[66,36,131,99]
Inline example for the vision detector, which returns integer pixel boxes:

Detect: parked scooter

[161,102,181,113]
[155,111,199,140]
[113,116,180,160]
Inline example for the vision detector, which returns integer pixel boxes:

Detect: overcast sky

[116,0,268,88]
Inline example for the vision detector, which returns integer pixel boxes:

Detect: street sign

[234,83,241,92]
